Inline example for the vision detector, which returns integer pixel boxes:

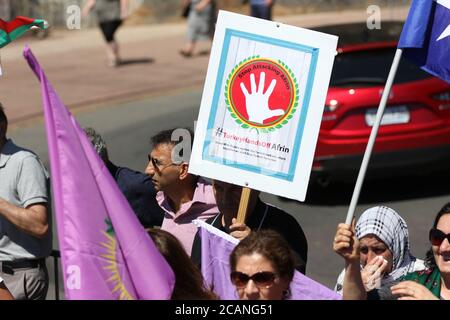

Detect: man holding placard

[191,180,308,274]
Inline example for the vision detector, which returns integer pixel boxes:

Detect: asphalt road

[8,88,450,299]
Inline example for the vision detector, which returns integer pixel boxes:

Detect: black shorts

[99,19,122,42]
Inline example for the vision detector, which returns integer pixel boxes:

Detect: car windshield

[313,21,404,45]
[330,48,431,87]
[312,22,432,87]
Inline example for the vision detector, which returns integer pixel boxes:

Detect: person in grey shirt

[82,0,129,67]
[179,0,216,57]
[0,104,52,299]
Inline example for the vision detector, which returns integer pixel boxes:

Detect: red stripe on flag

[0,16,36,33]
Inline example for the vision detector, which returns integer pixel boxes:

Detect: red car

[310,22,450,187]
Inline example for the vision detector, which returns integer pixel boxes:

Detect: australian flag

[398,0,450,83]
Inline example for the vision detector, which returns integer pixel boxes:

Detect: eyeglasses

[429,228,450,246]
[230,271,277,289]
[148,155,180,172]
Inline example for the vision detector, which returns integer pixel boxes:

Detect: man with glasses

[145,128,219,255]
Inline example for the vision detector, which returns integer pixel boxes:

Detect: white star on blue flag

[437,0,450,41]
[398,0,450,83]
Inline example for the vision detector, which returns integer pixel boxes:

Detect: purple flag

[23,46,175,300]
[195,220,341,300]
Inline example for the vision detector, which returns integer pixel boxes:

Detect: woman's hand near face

[391,281,439,300]
[361,256,388,291]
[333,220,360,263]
[334,220,367,300]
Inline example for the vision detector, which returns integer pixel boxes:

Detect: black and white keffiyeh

[334,206,425,295]
[356,205,409,271]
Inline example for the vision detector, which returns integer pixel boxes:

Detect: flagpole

[345,48,403,225]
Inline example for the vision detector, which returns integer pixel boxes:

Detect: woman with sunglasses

[391,203,450,300]
[229,229,295,300]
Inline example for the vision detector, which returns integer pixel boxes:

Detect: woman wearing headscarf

[333,206,425,300]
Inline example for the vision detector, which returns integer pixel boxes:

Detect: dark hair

[150,127,194,148]
[0,103,7,126]
[229,229,295,282]
[425,202,450,268]
[84,127,109,161]
[147,228,217,300]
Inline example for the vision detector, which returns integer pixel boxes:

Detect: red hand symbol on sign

[240,72,285,124]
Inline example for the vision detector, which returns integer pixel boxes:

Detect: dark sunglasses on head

[429,228,450,246]
[230,271,276,289]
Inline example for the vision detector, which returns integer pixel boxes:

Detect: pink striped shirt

[158,178,219,255]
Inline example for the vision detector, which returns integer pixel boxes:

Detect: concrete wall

[2,0,411,27]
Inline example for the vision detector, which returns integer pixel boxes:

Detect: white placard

[189,10,338,201]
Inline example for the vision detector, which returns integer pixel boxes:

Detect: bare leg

[106,41,120,67]
[180,41,195,57]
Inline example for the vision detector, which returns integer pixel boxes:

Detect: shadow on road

[118,58,155,66]
[280,170,450,206]
[197,50,210,56]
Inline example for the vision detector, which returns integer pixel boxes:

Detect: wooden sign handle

[236,187,252,224]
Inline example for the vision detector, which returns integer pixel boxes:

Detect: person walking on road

[179,0,216,57]
[83,0,129,67]
[243,0,274,21]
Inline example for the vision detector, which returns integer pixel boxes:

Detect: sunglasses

[230,271,276,289]
[429,228,450,246]
[148,155,181,172]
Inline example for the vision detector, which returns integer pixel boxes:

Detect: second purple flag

[23,46,175,300]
